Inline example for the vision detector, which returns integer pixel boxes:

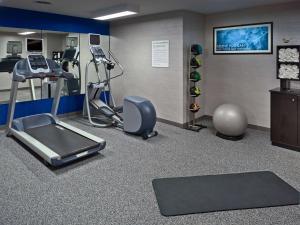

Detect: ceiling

[0,0,299,19]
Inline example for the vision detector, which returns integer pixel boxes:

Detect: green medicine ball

[190,71,201,82]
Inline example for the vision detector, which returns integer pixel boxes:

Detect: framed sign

[152,40,169,67]
[213,22,273,54]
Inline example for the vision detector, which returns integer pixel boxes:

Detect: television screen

[7,41,22,54]
[27,38,43,52]
[89,34,100,46]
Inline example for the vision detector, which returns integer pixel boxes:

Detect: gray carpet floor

[0,118,299,225]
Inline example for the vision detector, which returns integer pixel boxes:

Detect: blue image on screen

[216,25,269,52]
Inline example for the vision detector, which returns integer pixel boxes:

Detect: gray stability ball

[213,104,248,138]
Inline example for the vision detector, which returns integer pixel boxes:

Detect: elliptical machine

[83,45,158,139]
[61,48,81,96]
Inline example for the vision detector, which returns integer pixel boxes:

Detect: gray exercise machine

[84,45,158,139]
[6,54,106,167]
[61,47,81,96]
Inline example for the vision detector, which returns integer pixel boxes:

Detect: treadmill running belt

[25,124,100,158]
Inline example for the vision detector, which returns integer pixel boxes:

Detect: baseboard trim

[157,115,270,132]
[248,124,270,132]
[199,115,270,132]
[2,113,270,132]
[157,118,185,128]
[157,115,206,129]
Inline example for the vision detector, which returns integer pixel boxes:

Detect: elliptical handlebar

[107,50,124,80]
[89,46,124,84]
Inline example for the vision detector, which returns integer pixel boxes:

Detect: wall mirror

[0,27,42,103]
[0,28,83,103]
[0,27,111,104]
[41,30,81,98]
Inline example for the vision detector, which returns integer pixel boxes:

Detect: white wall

[204,2,300,128]
[110,12,185,124]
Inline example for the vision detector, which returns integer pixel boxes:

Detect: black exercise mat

[152,171,299,216]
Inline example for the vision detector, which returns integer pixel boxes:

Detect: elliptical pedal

[113,106,123,113]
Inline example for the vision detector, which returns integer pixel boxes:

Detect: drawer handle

[292,98,295,102]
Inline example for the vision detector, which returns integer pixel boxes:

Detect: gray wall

[110,2,300,127]
[110,12,185,124]
[204,2,300,128]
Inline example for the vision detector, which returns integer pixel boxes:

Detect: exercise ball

[213,104,248,140]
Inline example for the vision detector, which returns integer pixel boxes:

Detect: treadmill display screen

[89,34,100,46]
[27,39,43,52]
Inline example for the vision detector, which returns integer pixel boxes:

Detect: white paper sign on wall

[152,40,169,68]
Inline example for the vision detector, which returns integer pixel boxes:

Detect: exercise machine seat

[123,96,156,135]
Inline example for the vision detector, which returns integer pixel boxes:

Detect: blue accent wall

[0,92,111,125]
[0,7,109,34]
[0,7,111,125]
[0,95,85,125]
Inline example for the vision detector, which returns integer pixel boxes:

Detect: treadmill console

[12,55,74,82]
[27,54,50,73]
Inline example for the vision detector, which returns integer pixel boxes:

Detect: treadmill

[6,54,106,167]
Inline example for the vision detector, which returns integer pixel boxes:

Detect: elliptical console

[90,46,115,70]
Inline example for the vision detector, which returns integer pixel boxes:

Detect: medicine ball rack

[187,44,207,132]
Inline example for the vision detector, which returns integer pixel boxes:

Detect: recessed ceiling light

[94,11,137,20]
[18,31,36,35]
[92,4,139,21]
[35,1,52,5]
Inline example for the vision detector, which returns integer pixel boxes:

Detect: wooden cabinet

[270,88,300,151]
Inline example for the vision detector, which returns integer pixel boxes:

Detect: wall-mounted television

[89,33,100,46]
[213,22,273,54]
[26,38,43,52]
